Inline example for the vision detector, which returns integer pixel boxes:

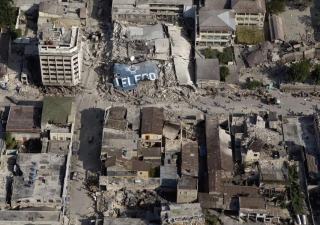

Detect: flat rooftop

[0,210,61,224]
[6,106,42,133]
[11,154,66,202]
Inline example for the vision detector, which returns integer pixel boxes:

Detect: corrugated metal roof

[181,141,199,177]
[269,15,284,41]
[39,2,66,15]
[178,176,197,190]
[6,106,42,133]
[240,197,266,209]
[141,107,164,135]
[41,97,75,124]
[79,8,86,19]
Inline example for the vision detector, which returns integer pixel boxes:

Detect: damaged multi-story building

[36,1,84,86]
[111,0,195,23]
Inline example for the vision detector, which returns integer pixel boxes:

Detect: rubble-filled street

[2,0,320,225]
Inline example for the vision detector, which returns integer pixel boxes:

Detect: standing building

[111,0,194,23]
[38,23,82,86]
[41,97,76,141]
[232,0,266,28]
[140,107,164,142]
[197,9,236,46]
[6,106,42,142]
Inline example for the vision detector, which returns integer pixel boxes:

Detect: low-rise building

[181,141,198,177]
[177,177,198,203]
[41,97,76,141]
[11,153,66,209]
[141,107,164,142]
[6,106,42,142]
[195,59,220,88]
[197,9,236,47]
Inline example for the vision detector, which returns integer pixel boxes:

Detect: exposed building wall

[196,30,235,46]
[11,197,62,209]
[38,11,62,18]
[235,13,265,28]
[177,189,197,203]
[243,149,260,162]
[40,53,81,86]
[50,132,72,141]
[100,177,161,191]
[11,133,41,142]
[141,133,162,141]
[137,171,149,178]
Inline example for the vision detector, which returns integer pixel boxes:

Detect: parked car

[5,96,19,104]
[88,135,93,143]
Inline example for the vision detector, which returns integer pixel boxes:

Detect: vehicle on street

[88,135,93,143]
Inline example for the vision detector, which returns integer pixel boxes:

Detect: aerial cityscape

[0,0,320,224]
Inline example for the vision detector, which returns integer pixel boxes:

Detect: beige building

[38,23,82,86]
[111,0,194,23]
[41,97,76,141]
[195,59,220,88]
[177,177,198,203]
[232,0,266,28]
[242,139,264,163]
[140,107,164,142]
[197,9,236,47]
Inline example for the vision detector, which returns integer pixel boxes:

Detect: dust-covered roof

[11,153,66,201]
[178,176,197,190]
[39,2,66,15]
[196,59,220,81]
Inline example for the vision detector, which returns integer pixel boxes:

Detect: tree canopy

[220,66,230,81]
[287,59,311,82]
[267,0,286,15]
[218,47,233,64]
[0,0,17,27]
[204,47,216,59]
[311,65,320,85]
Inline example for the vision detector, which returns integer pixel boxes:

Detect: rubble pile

[100,189,163,219]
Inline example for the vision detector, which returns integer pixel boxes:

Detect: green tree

[292,0,314,7]
[8,140,16,149]
[246,80,262,90]
[0,0,18,27]
[149,166,155,177]
[267,0,286,14]
[218,47,233,64]
[5,132,12,146]
[287,59,311,82]
[204,47,216,59]
[316,12,320,26]
[220,66,230,81]
[311,65,320,84]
